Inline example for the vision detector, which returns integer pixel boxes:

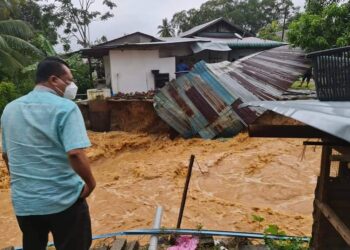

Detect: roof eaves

[92,32,162,48]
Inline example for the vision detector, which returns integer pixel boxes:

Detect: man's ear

[48,75,57,85]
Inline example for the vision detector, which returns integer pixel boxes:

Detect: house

[81,18,286,95]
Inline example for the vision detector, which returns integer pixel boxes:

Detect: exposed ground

[0,131,321,248]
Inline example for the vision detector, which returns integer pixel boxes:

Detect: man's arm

[67,149,96,198]
[2,153,9,172]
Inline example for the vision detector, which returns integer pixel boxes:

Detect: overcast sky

[61,0,305,51]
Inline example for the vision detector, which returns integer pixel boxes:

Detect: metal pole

[149,206,163,250]
[176,155,195,229]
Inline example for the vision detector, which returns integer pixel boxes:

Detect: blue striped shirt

[1,86,91,216]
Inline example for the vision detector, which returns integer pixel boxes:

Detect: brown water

[0,131,320,248]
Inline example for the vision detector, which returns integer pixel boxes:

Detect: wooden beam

[315,199,350,246]
[318,146,332,201]
[248,125,350,146]
[331,155,350,162]
[311,145,332,248]
[110,238,127,250]
[248,125,334,139]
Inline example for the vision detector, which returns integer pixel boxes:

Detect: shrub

[0,82,19,115]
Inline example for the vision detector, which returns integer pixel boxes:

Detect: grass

[290,80,316,91]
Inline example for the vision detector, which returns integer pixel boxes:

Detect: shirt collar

[34,85,58,96]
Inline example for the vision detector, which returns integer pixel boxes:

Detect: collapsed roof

[154,46,310,139]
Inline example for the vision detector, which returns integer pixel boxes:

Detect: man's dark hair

[35,57,70,84]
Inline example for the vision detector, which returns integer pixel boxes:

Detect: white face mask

[63,82,78,100]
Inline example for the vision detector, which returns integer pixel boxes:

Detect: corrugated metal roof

[194,36,286,49]
[179,17,253,38]
[227,37,286,48]
[191,42,231,53]
[179,18,225,38]
[245,100,350,143]
[154,46,310,139]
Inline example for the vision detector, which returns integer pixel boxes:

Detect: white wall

[109,50,176,94]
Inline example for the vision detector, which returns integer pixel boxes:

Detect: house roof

[80,20,285,58]
[227,37,287,49]
[81,37,208,57]
[92,32,162,48]
[179,17,254,38]
[194,36,286,49]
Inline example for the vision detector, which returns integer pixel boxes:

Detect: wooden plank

[110,238,127,250]
[316,199,350,246]
[91,247,108,250]
[330,155,350,162]
[126,241,139,250]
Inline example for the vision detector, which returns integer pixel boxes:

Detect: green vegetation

[0,81,19,114]
[258,21,282,41]
[0,19,43,78]
[167,0,298,36]
[0,0,114,114]
[66,54,93,96]
[158,18,175,37]
[264,224,310,250]
[288,1,350,52]
[291,80,316,91]
[252,215,310,250]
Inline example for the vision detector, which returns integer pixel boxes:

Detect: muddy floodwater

[0,131,321,248]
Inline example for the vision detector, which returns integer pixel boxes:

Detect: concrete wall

[109,50,176,94]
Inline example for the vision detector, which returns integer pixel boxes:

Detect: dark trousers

[16,198,92,250]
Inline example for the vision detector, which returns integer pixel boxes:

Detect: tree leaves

[0,20,33,40]
[53,0,117,50]
[157,18,175,37]
[288,2,350,51]
[170,0,298,35]
[103,0,117,10]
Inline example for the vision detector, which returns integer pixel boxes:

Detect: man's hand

[67,149,96,199]
[80,184,93,199]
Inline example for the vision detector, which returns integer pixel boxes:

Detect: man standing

[299,67,313,88]
[1,57,96,250]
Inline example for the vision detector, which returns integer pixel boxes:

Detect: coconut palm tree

[0,19,43,75]
[157,18,175,37]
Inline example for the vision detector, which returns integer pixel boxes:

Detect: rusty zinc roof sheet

[154,46,310,139]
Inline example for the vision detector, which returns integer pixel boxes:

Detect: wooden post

[318,145,331,201]
[311,145,332,249]
[176,155,195,229]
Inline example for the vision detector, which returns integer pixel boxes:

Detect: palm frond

[0,35,10,51]
[7,47,33,66]
[22,62,38,74]
[2,35,44,58]
[0,20,34,40]
[0,49,23,72]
